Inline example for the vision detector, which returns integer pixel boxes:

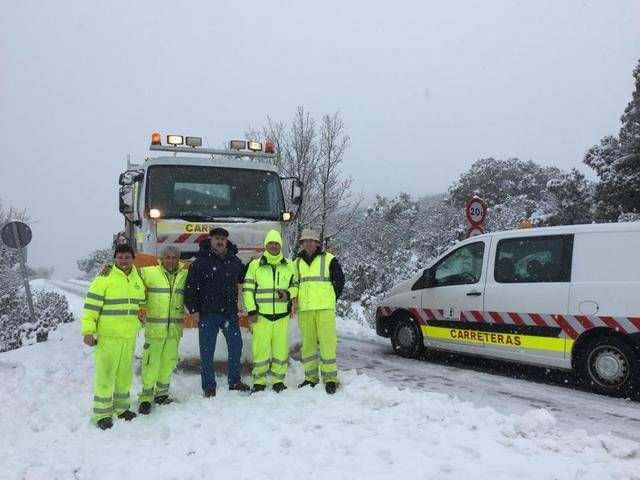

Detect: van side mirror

[412,268,431,290]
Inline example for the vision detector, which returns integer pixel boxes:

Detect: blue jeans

[198,313,243,390]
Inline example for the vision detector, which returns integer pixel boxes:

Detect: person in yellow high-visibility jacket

[243,230,298,393]
[295,229,345,395]
[81,245,145,430]
[137,246,188,414]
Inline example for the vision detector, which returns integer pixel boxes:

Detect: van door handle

[466,291,482,297]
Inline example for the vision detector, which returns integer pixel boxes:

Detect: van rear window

[494,235,573,283]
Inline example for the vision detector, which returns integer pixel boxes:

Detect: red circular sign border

[465,197,487,226]
[465,225,485,238]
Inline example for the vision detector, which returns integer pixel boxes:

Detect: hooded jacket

[242,229,298,320]
[184,239,245,316]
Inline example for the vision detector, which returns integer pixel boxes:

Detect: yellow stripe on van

[421,325,568,353]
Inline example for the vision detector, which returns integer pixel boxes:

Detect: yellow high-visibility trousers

[298,309,338,383]
[92,336,136,422]
[251,315,289,385]
[138,337,180,403]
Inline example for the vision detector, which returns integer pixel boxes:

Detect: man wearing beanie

[242,229,298,393]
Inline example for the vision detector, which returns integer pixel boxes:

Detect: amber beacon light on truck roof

[149,132,276,157]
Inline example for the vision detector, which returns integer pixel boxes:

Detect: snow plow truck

[114,133,303,357]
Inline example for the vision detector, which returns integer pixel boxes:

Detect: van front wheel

[391,316,423,358]
[578,336,640,397]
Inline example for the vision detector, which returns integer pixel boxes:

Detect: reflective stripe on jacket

[81,266,145,338]
[243,257,298,320]
[140,263,187,339]
[296,252,336,311]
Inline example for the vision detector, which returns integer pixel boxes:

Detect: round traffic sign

[465,225,485,238]
[1,221,32,249]
[465,196,487,225]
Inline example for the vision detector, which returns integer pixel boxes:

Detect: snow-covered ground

[1,283,640,480]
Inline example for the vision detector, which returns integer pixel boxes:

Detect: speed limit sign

[465,196,487,226]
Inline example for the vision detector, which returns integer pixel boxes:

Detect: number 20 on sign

[465,196,487,238]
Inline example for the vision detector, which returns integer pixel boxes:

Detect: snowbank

[1,315,640,479]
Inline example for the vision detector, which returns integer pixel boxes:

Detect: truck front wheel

[577,336,640,397]
[391,316,423,359]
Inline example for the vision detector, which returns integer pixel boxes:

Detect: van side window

[433,242,485,287]
[494,235,573,283]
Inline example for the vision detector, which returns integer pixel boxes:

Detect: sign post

[465,196,487,238]
[1,221,36,323]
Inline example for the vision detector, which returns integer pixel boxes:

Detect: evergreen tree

[77,247,113,280]
[545,169,594,226]
[584,60,640,220]
[447,157,561,207]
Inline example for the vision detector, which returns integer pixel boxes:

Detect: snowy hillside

[1,287,639,480]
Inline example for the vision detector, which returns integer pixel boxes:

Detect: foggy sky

[1,0,639,278]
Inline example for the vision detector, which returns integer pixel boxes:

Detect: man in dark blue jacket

[185,227,249,397]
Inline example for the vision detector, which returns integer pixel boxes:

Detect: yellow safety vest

[296,252,336,312]
[243,256,298,320]
[81,266,145,338]
[140,263,187,339]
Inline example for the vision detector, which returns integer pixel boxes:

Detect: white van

[375,222,640,397]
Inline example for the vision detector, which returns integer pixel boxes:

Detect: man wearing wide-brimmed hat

[294,228,345,394]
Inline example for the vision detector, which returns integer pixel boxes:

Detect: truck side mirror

[119,186,133,214]
[291,180,303,206]
[119,171,144,186]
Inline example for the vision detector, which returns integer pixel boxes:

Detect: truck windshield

[146,165,285,221]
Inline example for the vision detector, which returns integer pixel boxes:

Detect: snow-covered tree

[0,199,26,302]
[584,60,640,221]
[447,157,561,208]
[77,247,112,280]
[0,198,74,352]
[249,107,360,249]
[0,290,74,352]
[337,193,420,313]
[545,168,594,226]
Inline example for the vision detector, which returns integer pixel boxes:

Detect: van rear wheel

[391,316,423,358]
[577,336,640,397]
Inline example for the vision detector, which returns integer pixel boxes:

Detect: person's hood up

[263,229,284,265]
[263,229,283,247]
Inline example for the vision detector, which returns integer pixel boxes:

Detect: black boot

[117,410,137,421]
[298,380,317,389]
[138,401,151,415]
[273,382,287,393]
[251,384,266,394]
[204,387,216,398]
[97,417,113,430]
[155,395,173,405]
[229,382,250,392]
[325,382,337,395]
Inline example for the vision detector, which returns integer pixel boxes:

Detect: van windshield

[146,165,285,221]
